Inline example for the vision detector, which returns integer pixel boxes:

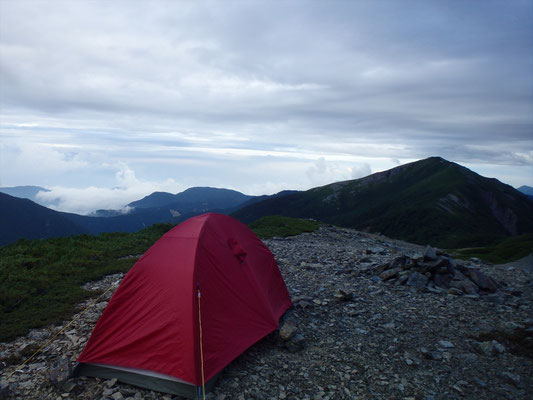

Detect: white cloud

[306,157,370,187]
[351,163,372,179]
[0,0,532,199]
[36,164,184,215]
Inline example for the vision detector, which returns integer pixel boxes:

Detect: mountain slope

[128,187,253,211]
[127,191,178,209]
[0,193,87,245]
[232,157,533,248]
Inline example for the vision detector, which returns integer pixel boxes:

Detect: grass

[249,215,320,239]
[450,233,533,264]
[0,223,173,342]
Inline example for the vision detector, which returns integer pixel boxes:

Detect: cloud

[0,0,532,200]
[36,164,184,215]
[351,163,372,179]
[306,158,371,187]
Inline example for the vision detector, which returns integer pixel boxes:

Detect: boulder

[279,320,298,341]
[417,257,448,274]
[423,245,438,261]
[450,278,478,295]
[406,272,428,290]
[466,269,498,292]
[379,267,402,281]
[49,356,72,390]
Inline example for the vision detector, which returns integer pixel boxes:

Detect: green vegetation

[451,233,533,264]
[0,223,173,342]
[249,215,319,239]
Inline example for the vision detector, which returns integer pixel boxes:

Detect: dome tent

[74,213,292,398]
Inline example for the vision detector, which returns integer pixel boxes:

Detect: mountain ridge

[2,157,532,247]
[231,157,533,248]
[0,185,52,207]
[128,186,253,210]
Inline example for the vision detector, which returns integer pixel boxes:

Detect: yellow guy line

[5,285,115,380]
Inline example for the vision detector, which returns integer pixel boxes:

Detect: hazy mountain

[232,157,533,248]
[0,186,51,206]
[517,185,533,198]
[0,193,87,245]
[128,186,254,213]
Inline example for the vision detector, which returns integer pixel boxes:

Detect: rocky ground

[1,225,532,400]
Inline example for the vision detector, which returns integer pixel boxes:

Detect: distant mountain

[63,207,186,235]
[0,193,188,245]
[518,185,533,198]
[0,185,51,206]
[0,186,254,245]
[232,157,533,248]
[0,193,86,245]
[128,191,178,209]
[128,187,254,213]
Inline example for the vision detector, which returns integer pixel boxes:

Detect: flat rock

[467,269,499,292]
[379,267,402,281]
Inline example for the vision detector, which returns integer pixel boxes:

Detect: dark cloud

[0,0,532,209]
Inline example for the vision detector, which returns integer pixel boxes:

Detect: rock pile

[1,225,532,400]
[374,245,499,296]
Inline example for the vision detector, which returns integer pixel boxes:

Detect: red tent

[74,213,292,398]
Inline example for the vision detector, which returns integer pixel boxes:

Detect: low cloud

[306,158,371,187]
[350,163,372,179]
[36,164,183,215]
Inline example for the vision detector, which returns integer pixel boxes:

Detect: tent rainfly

[74,213,292,398]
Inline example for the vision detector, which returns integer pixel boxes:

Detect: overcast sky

[1,0,532,214]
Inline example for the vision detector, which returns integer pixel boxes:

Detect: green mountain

[232,157,533,248]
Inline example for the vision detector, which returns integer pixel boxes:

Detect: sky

[1,0,532,215]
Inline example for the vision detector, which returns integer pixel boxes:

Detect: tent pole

[197,288,206,400]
